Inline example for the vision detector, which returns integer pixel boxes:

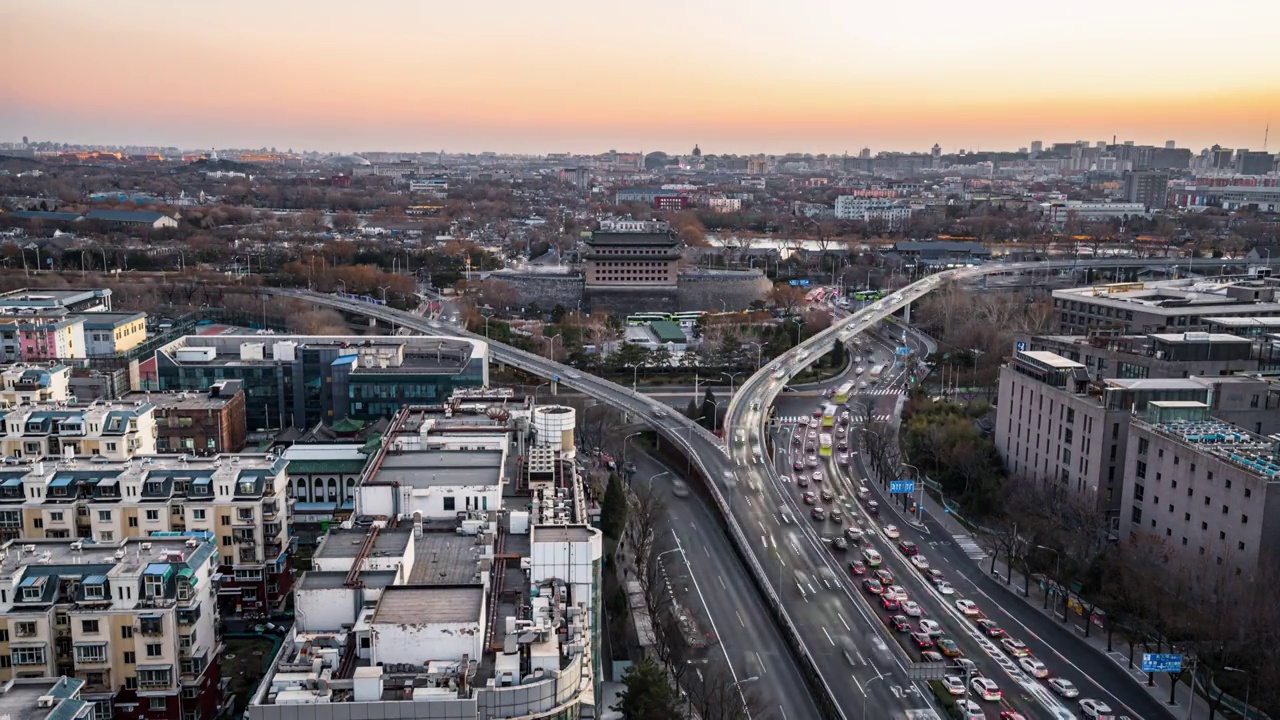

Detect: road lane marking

[718,575,727,590]
[736,610,745,627]
[822,627,835,645]
[838,613,850,631]
[755,651,765,673]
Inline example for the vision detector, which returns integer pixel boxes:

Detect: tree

[685,661,773,720]
[612,658,685,719]
[701,389,719,431]
[768,283,805,315]
[332,211,359,231]
[600,473,627,540]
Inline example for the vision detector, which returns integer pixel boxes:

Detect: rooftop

[124,384,243,411]
[314,526,413,560]
[372,585,485,625]
[1019,350,1085,369]
[159,334,484,374]
[0,536,216,583]
[372,449,503,488]
[0,677,89,720]
[298,569,397,591]
[1137,418,1280,480]
[407,532,487,585]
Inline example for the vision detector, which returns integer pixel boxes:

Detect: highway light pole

[1033,545,1061,611]
[860,673,887,720]
[722,371,744,398]
[621,432,642,477]
[1223,666,1251,719]
[745,341,763,370]
[729,675,759,719]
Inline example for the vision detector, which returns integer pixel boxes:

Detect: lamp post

[335,279,346,295]
[631,364,640,392]
[545,333,561,361]
[379,285,390,304]
[1222,666,1251,719]
[1033,545,1062,611]
[730,675,759,718]
[621,431,642,473]
[861,673,887,720]
[722,371,744,398]
[745,342,763,370]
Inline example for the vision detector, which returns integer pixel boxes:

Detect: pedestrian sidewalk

[925,503,1239,720]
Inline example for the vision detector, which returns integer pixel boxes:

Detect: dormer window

[84,580,106,601]
[237,480,256,495]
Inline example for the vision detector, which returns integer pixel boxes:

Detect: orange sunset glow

[2,0,1278,152]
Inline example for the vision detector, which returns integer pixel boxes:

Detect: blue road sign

[1015,341,1028,352]
[789,279,811,287]
[1141,653,1183,673]
[895,346,911,356]
[889,480,915,494]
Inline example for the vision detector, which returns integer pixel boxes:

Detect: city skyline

[2,0,1279,155]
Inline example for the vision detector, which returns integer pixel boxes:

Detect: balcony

[237,548,260,563]
[73,653,111,668]
[264,543,283,560]
[262,502,280,519]
[233,532,256,546]
[77,671,113,693]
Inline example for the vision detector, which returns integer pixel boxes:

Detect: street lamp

[545,333,561,361]
[1033,545,1062,611]
[621,431,643,471]
[860,673,887,720]
[335,279,346,295]
[745,342,763,370]
[722,371,744,398]
[1222,667,1251,719]
[379,285,390,304]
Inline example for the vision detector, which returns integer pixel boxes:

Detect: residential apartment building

[1051,280,1280,335]
[1,364,73,405]
[82,313,147,358]
[0,314,86,362]
[1122,170,1170,210]
[125,382,247,456]
[1170,176,1280,213]
[0,289,113,314]
[0,402,157,461]
[1041,201,1149,224]
[994,349,1278,518]
[0,454,292,615]
[248,433,602,720]
[152,335,489,431]
[0,536,223,720]
[1119,406,1280,579]
[0,676,95,720]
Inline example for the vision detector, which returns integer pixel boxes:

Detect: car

[937,637,962,657]
[856,485,872,500]
[837,442,849,452]
[886,585,907,601]
[802,491,818,505]
[971,677,1002,702]
[849,560,867,575]
[820,488,834,502]
[937,581,956,595]
[875,569,895,585]
[796,475,810,487]
[845,526,863,542]
[862,548,882,567]
[792,460,804,471]
[837,453,850,466]
[1000,713,1028,720]
[1019,657,1049,678]
[926,569,945,584]
[811,507,826,521]
[779,474,792,485]
[565,371,581,380]
[806,458,819,468]
[955,599,980,616]
[831,536,848,551]
[901,600,922,617]
[1047,678,1080,698]
[812,408,824,418]
[975,619,1006,639]
[955,699,984,720]
[881,595,900,611]
[898,540,919,556]
[791,434,802,445]
[883,524,900,539]
[1000,638,1030,657]
[921,650,945,663]
[919,619,943,637]
[888,615,912,632]
[867,501,880,515]
[910,632,934,649]
[941,676,966,696]
[829,508,844,522]
[812,470,824,482]
[862,578,883,595]
[1079,699,1113,719]
[951,658,979,676]
[654,410,667,418]
[910,555,930,570]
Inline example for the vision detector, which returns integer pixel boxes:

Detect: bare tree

[684,660,774,720]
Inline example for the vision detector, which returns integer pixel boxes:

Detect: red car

[881,595,900,611]
[910,632,935,649]
[793,460,804,471]
[848,560,867,575]
[898,540,919,556]
[887,615,912,632]
[862,578,883,595]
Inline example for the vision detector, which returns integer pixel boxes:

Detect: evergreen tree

[701,389,718,431]
[600,473,628,539]
[685,398,700,420]
[611,658,684,720]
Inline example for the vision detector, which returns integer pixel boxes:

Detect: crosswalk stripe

[952,533,988,561]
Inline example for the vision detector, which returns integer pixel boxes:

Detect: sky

[2,0,1279,155]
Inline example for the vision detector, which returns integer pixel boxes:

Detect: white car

[941,676,965,696]
[1048,678,1079,698]
[1019,657,1049,678]
[1000,637,1030,657]
[883,524,900,539]
[1079,699,1113,719]
[955,599,980,616]
[955,699,984,719]
[901,600,922,617]
[937,581,956,595]
[886,585,907,601]
[919,619,943,637]
[910,555,930,570]
[971,677,1002,701]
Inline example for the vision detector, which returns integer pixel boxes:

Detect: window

[1245,488,1252,498]
[90,700,113,720]
[1242,514,1249,524]
[221,515,230,526]
[121,625,133,639]
[128,516,138,527]
[81,619,100,634]
[443,496,456,511]
[1239,541,1246,550]
[144,574,164,598]
[1137,438,1148,455]
[74,644,107,663]
[11,646,45,665]
[192,509,206,520]
[124,651,136,664]
[145,509,159,521]
[49,511,63,522]
[15,621,36,637]
[1136,461,1147,479]
[125,677,137,691]
[222,536,232,546]
[97,510,112,522]
[1131,507,1142,524]
[1223,505,1229,514]
[148,698,168,712]
[146,643,163,657]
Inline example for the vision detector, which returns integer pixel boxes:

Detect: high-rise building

[1237,150,1276,176]
[1165,140,1176,149]
[1030,140,1043,154]
[1123,170,1171,210]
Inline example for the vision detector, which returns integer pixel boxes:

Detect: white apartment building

[1041,201,1150,224]
[0,536,224,720]
[0,454,292,615]
[1,402,157,461]
[834,195,913,226]
[1,364,73,405]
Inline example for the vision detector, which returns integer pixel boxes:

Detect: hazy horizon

[3,0,1278,156]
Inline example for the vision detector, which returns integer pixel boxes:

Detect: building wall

[486,273,584,311]
[675,272,771,312]
[295,585,359,631]
[373,619,485,666]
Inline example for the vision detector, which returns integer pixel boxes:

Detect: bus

[626,312,672,326]
[853,290,884,302]
[819,433,833,457]
[821,403,837,428]
[869,364,885,380]
[832,381,854,404]
[672,311,707,328]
